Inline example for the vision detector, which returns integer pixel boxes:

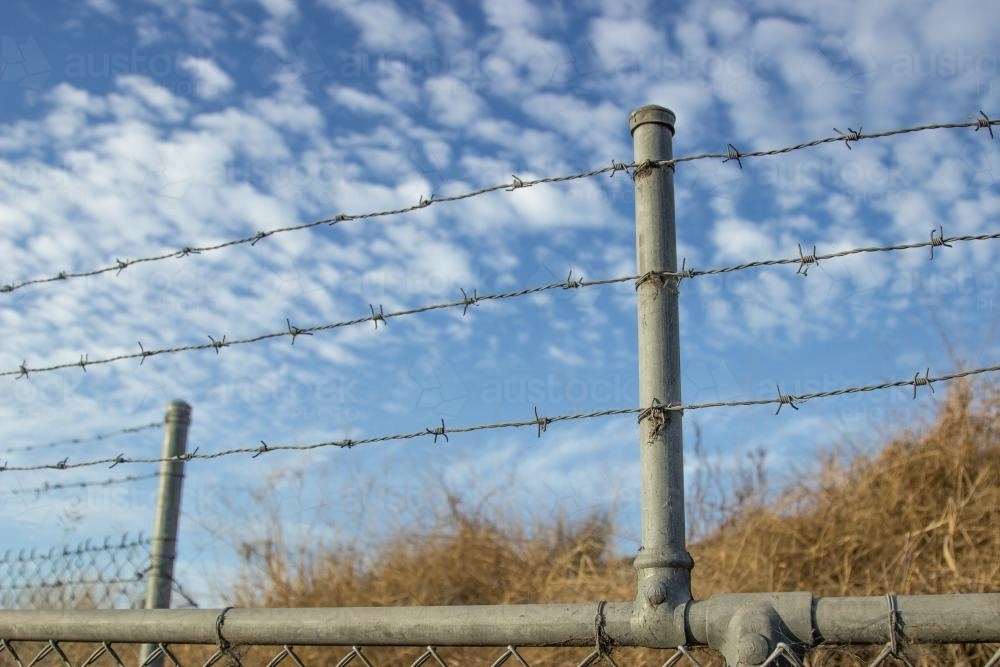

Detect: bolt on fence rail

[0,106,997,667]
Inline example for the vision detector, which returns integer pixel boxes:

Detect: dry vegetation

[217,382,1000,666]
[22,384,995,666]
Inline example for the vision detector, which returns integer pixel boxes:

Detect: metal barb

[912,368,934,399]
[975,110,995,139]
[724,143,743,168]
[834,126,864,149]
[796,243,818,276]
[775,385,800,414]
[506,175,525,191]
[285,319,313,345]
[427,419,449,443]
[369,304,387,329]
[460,288,480,316]
[929,226,953,259]
[533,406,550,437]
[208,335,229,353]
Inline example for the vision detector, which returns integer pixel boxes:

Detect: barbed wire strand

[1,533,148,563]
[2,364,996,474]
[1,114,996,297]
[3,229,997,380]
[3,472,159,499]
[0,421,160,455]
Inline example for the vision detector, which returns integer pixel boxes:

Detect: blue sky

[1,0,999,605]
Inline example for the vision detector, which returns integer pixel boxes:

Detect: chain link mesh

[0,642,997,667]
[0,535,152,610]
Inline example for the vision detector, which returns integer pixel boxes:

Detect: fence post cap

[629,105,676,135]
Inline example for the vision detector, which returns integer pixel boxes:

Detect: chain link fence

[0,111,997,666]
[0,640,997,666]
[0,535,151,610]
[0,534,196,611]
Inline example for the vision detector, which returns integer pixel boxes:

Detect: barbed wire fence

[0,111,997,665]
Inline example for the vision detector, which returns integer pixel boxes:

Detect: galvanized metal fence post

[140,400,192,667]
[629,105,694,621]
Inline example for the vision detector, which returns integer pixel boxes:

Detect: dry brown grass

[217,382,999,666]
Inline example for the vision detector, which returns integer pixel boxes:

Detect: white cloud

[113,75,189,123]
[179,57,235,99]
[425,76,485,126]
[258,0,298,20]
[320,0,432,51]
[330,86,396,116]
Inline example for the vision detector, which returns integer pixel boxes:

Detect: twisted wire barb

[0,421,160,455]
[3,230,998,380]
[2,364,996,473]
[2,115,996,297]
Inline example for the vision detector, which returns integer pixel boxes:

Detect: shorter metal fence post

[140,400,191,667]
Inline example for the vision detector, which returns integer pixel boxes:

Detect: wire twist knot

[796,243,818,276]
[775,386,799,414]
[834,126,864,149]
[974,110,995,139]
[912,368,934,399]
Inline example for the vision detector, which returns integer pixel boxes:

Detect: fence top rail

[0,593,996,647]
